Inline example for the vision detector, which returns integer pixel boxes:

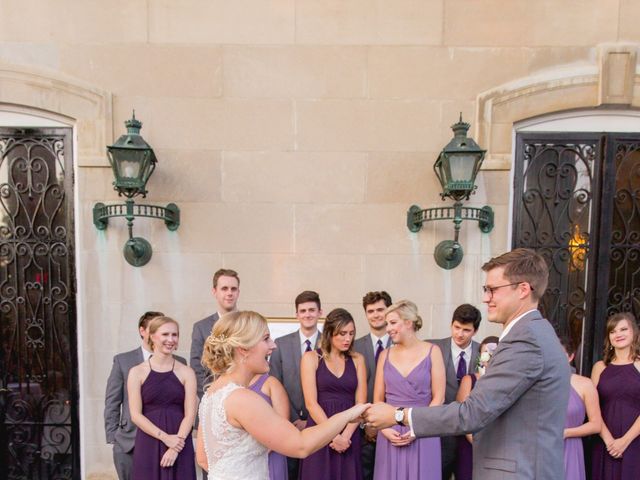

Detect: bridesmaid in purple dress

[591,312,640,480]
[249,373,290,480]
[299,308,367,480]
[373,300,445,480]
[127,317,197,479]
[453,336,499,480]
[557,336,601,480]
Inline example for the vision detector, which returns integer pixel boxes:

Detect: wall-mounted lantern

[407,115,493,269]
[93,112,180,267]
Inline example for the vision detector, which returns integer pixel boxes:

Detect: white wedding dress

[200,382,270,480]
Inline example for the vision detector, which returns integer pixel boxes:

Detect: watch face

[395,409,404,422]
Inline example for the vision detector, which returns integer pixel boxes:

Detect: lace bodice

[200,382,269,480]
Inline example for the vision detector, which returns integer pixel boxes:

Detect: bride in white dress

[196,311,369,480]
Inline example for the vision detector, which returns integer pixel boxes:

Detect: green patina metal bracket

[407,202,494,269]
[93,199,180,267]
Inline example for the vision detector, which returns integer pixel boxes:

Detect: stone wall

[1,1,639,477]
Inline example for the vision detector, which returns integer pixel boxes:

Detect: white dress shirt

[499,309,537,341]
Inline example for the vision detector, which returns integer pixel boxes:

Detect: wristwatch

[394,407,405,425]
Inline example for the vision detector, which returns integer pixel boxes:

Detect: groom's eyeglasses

[482,282,533,299]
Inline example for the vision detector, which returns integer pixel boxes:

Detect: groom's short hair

[481,248,548,301]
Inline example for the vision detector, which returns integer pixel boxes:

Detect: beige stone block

[489,122,513,154]
[366,151,441,204]
[60,45,223,98]
[296,100,442,152]
[222,151,366,203]
[223,46,367,99]
[77,167,119,203]
[0,42,59,70]
[363,253,481,311]
[443,0,619,47]
[475,171,511,208]
[113,96,294,151]
[619,0,640,42]
[148,0,295,44]
[147,149,222,203]
[598,47,636,105]
[150,202,294,254]
[118,253,223,307]
[295,204,435,255]
[0,0,147,43]
[296,0,443,45]
[223,253,365,305]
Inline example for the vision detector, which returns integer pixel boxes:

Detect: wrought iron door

[0,128,79,479]
[513,132,640,374]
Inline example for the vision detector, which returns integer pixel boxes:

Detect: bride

[196,310,369,480]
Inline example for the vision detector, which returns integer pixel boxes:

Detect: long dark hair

[603,312,640,365]
[320,308,355,357]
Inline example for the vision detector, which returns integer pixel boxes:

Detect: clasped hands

[160,433,186,468]
[359,402,405,431]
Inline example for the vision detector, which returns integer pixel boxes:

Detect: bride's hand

[345,403,371,423]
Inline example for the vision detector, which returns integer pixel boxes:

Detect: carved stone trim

[476,44,640,171]
[0,63,112,167]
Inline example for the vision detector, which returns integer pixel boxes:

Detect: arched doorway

[0,110,78,479]
[512,111,640,374]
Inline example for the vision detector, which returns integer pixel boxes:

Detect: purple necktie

[456,351,467,382]
[375,339,384,364]
[305,339,312,352]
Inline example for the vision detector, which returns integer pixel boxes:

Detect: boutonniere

[476,342,498,376]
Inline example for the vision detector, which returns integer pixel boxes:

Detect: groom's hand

[363,402,397,430]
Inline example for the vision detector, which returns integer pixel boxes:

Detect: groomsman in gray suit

[354,291,393,480]
[365,249,571,480]
[269,290,323,480]
[431,304,481,479]
[104,311,187,480]
[189,268,240,401]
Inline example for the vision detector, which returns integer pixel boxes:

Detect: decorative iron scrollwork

[0,128,77,479]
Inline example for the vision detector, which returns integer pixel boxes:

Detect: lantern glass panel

[115,150,143,181]
[448,153,477,183]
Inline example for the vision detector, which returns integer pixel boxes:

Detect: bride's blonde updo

[202,310,268,376]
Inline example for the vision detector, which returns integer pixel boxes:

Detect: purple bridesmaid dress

[132,361,196,480]
[373,346,441,480]
[299,353,362,480]
[592,363,640,480]
[564,385,586,480]
[249,374,289,480]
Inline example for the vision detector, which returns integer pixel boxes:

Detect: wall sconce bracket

[93,200,180,267]
[407,203,494,269]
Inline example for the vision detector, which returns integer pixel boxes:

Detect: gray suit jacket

[412,311,570,480]
[430,337,480,404]
[353,334,391,403]
[104,347,186,453]
[190,312,219,400]
[269,330,320,422]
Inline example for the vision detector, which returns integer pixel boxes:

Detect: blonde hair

[202,311,268,376]
[147,316,179,351]
[385,300,423,331]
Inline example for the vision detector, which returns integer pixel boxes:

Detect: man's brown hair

[481,248,549,301]
[362,291,392,310]
[212,268,240,289]
[295,290,321,310]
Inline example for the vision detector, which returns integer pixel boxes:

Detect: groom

[364,248,570,480]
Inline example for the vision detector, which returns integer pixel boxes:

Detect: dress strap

[171,358,176,371]
[148,356,155,371]
[251,373,269,391]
